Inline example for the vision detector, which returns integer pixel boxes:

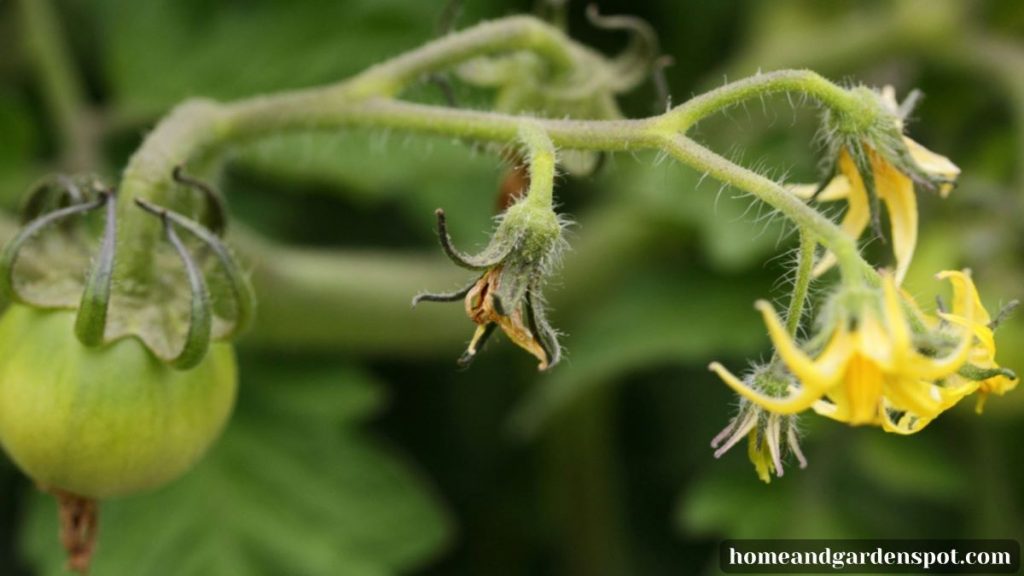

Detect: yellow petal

[899,271,977,379]
[881,273,915,365]
[904,137,960,198]
[880,405,931,435]
[788,175,852,202]
[856,309,895,370]
[708,362,821,414]
[756,300,851,388]
[942,269,991,326]
[845,355,884,425]
[883,377,944,418]
[748,432,772,484]
[872,153,917,285]
[942,314,996,356]
[813,150,870,277]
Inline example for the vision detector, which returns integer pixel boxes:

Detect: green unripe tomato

[0,305,236,499]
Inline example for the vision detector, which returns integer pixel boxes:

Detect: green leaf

[21,357,451,575]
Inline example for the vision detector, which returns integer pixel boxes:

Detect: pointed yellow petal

[941,269,991,326]
[904,137,960,197]
[883,377,944,418]
[896,271,977,379]
[747,432,772,483]
[811,398,844,421]
[789,175,852,202]
[942,314,996,356]
[872,154,917,285]
[881,273,915,364]
[756,300,850,388]
[814,151,871,277]
[708,362,821,414]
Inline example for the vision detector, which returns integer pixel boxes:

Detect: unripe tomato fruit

[0,305,237,499]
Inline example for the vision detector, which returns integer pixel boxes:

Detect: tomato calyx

[0,167,254,368]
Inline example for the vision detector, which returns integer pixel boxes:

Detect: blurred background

[1,0,1023,574]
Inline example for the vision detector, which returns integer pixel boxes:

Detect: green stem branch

[656,134,865,280]
[518,123,557,208]
[657,69,860,132]
[115,16,873,286]
[786,231,815,336]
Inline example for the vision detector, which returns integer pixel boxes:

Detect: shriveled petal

[813,150,870,277]
[460,323,498,366]
[756,300,852,389]
[765,415,784,477]
[904,137,960,197]
[872,153,917,285]
[786,426,808,469]
[708,362,821,415]
[712,409,758,458]
[496,310,550,370]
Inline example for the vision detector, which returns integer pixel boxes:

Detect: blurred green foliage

[0,0,1023,575]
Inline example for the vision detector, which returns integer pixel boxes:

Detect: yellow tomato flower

[710,271,976,431]
[791,87,960,285]
[936,276,1019,413]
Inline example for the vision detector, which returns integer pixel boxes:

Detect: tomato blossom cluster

[710,86,1018,482]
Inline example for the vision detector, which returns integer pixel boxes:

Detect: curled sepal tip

[164,215,212,370]
[584,4,661,93]
[136,200,212,370]
[0,197,105,304]
[415,203,565,371]
[172,165,228,237]
[19,174,104,223]
[435,209,514,270]
[74,190,117,347]
[135,198,256,339]
[135,199,255,368]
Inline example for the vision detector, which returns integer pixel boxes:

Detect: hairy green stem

[786,231,815,336]
[656,134,865,280]
[116,15,874,287]
[518,123,557,208]
[340,16,575,98]
[657,69,860,132]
